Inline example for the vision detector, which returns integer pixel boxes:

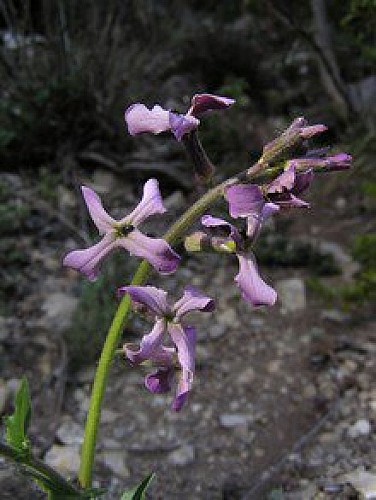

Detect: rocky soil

[0,169,374,500]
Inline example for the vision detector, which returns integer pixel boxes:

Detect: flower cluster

[118,286,214,411]
[63,94,351,410]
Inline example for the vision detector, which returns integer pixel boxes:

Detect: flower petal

[145,367,174,394]
[246,202,280,239]
[235,254,277,307]
[189,94,235,117]
[173,370,191,411]
[124,318,167,364]
[63,233,116,281]
[271,193,310,209]
[124,103,171,135]
[124,178,166,226]
[201,214,242,245]
[225,184,264,218]
[168,324,197,411]
[267,166,296,194]
[117,286,169,317]
[81,186,116,234]
[292,169,314,195]
[173,286,215,320]
[323,153,352,171]
[119,229,180,275]
[169,112,199,141]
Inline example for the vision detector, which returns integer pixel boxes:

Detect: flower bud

[255,118,328,169]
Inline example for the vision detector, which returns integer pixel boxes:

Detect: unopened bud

[257,117,328,169]
[287,153,352,173]
[184,232,210,252]
[212,238,237,254]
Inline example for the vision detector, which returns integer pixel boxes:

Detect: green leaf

[5,377,31,453]
[121,473,155,500]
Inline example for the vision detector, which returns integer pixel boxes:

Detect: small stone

[319,241,360,280]
[254,448,265,458]
[99,450,130,478]
[219,414,250,428]
[335,197,346,210]
[6,378,21,397]
[191,403,203,413]
[168,445,195,466]
[56,419,84,446]
[76,366,96,384]
[348,419,371,438]
[369,400,376,412]
[44,445,80,477]
[319,432,336,444]
[267,360,281,373]
[303,384,317,399]
[41,293,78,333]
[209,323,227,339]
[249,317,265,331]
[341,469,376,499]
[237,367,256,385]
[321,309,349,323]
[101,409,120,424]
[275,278,306,312]
[217,308,239,327]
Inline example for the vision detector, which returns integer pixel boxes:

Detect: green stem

[0,442,80,496]
[78,260,150,488]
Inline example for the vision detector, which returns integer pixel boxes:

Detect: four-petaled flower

[63,179,180,280]
[201,215,277,307]
[118,286,215,411]
[226,165,313,236]
[124,93,235,141]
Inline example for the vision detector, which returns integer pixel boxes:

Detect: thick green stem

[78,260,150,488]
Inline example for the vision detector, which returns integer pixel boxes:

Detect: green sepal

[121,473,155,500]
[5,377,31,454]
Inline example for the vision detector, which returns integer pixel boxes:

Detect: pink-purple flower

[201,215,277,307]
[63,179,180,280]
[118,286,215,411]
[286,153,352,172]
[226,165,313,236]
[125,93,235,142]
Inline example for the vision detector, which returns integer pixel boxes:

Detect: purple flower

[125,93,235,142]
[226,166,312,236]
[287,153,352,172]
[63,179,180,280]
[201,215,277,307]
[118,286,215,411]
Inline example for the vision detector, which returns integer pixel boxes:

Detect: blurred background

[0,1,375,499]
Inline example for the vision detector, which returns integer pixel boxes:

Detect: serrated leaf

[5,377,31,453]
[121,473,155,500]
